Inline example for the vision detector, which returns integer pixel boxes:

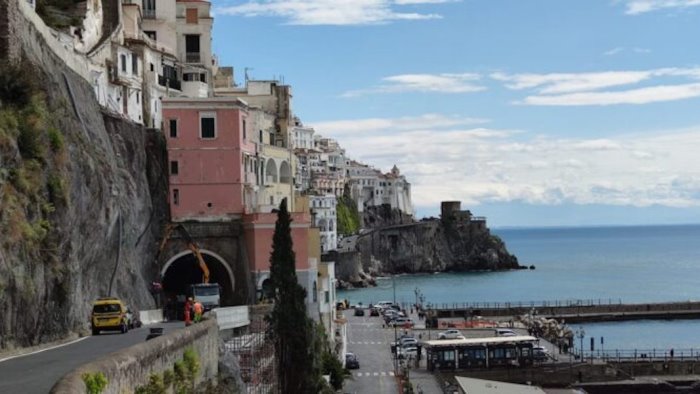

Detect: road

[0,322,183,394]
[344,310,399,394]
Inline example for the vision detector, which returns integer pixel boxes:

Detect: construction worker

[193,299,203,323]
[184,297,193,326]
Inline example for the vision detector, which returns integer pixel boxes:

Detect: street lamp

[576,327,586,361]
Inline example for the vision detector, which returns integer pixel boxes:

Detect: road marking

[373,372,379,376]
[0,336,90,363]
[381,372,386,376]
[389,371,395,376]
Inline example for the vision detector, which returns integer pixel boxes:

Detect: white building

[346,161,413,216]
[310,195,338,253]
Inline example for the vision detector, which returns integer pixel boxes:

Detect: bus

[421,335,538,371]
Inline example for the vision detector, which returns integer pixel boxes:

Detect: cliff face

[0,3,168,349]
[335,208,519,285]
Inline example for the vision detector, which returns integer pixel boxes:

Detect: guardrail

[213,306,250,330]
[578,348,700,363]
[138,309,164,325]
[427,298,626,310]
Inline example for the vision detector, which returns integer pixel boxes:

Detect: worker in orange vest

[184,297,193,326]
[193,300,203,323]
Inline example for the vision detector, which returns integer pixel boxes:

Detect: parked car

[438,329,463,340]
[370,308,380,316]
[495,328,517,337]
[354,308,365,317]
[399,337,418,347]
[345,353,360,369]
[533,345,550,361]
[388,318,413,327]
[376,301,393,309]
[397,345,418,359]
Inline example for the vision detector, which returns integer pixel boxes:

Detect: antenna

[244,67,253,82]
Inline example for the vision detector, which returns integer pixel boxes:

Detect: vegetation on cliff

[336,187,361,236]
[0,61,69,305]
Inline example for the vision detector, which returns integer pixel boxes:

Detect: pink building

[163,97,256,221]
[163,98,315,300]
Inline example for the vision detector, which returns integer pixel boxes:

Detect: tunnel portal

[161,250,235,314]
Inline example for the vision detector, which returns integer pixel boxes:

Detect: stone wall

[50,319,219,394]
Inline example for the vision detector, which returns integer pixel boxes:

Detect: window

[144,30,157,41]
[136,92,140,104]
[169,119,177,138]
[120,54,127,72]
[143,0,155,18]
[150,63,154,72]
[173,189,179,205]
[324,291,329,303]
[170,160,178,175]
[259,130,263,143]
[200,113,216,139]
[312,281,317,302]
[132,54,138,74]
[242,119,247,140]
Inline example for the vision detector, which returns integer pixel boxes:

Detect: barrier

[213,306,250,330]
[139,309,164,325]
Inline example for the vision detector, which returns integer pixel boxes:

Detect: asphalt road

[343,310,400,394]
[0,322,183,394]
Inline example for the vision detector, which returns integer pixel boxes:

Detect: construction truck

[158,224,221,315]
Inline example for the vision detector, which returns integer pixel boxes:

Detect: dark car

[354,308,365,316]
[370,308,380,316]
[345,353,360,369]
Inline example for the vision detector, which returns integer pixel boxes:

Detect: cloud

[342,73,485,97]
[622,0,700,15]
[493,67,700,106]
[603,47,651,56]
[309,113,489,136]
[310,114,700,211]
[215,0,447,25]
[521,83,700,106]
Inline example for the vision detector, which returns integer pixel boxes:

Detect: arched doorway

[161,249,235,319]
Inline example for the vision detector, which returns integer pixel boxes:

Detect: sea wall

[50,319,219,394]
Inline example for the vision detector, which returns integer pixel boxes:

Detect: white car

[438,329,463,340]
[495,328,517,337]
[397,345,419,359]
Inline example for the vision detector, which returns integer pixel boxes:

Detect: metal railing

[143,8,156,19]
[428,298,626,310]
[185,52,201,63]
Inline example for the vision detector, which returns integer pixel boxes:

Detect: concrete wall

[50,319,219,394]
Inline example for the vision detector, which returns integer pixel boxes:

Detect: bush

[82,371,108,394]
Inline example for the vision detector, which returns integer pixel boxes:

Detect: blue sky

[212,0,700,227]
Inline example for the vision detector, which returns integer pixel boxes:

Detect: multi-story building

[346,161,414,216]
[310,195,338,253]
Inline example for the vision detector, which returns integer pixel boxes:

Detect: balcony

[186,52,201,63]
[157,75,181,90]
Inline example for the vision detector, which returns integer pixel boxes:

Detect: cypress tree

[268,198,317,393]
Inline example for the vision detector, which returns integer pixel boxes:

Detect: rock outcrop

[333,202,520,283]
[0,0,168,350]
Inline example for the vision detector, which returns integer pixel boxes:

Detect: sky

[212,0,700,227]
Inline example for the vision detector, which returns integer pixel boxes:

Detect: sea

[338,224,700,351]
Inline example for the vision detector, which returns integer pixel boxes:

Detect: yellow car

[91,297,129,335]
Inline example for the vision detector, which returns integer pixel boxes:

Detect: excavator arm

[157,223,210,284]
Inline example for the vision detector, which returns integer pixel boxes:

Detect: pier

[425,299,700,325]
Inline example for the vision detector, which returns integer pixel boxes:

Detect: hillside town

[7,0,416,391]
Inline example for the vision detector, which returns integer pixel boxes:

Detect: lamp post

[576,327,586,361]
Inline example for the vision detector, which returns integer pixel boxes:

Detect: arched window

[266,158,277,183]
[279,161,292,184]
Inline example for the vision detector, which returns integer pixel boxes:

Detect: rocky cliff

[0,1,168,350]
[333,205,520,286]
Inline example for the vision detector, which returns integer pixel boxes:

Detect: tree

[268,198,319,393]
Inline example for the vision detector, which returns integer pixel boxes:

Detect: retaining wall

[50,319,219,394]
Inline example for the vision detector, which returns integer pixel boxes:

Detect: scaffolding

[224,305,277,394]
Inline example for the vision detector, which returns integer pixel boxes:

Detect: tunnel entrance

[161,250,235,320]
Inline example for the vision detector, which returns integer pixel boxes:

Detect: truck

[158,223,221,314]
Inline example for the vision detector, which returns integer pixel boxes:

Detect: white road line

[381,372,386,376]
[389,371,395,376]
[373,372,379,376]
[0,336,90,363]
[356,372,363,377]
